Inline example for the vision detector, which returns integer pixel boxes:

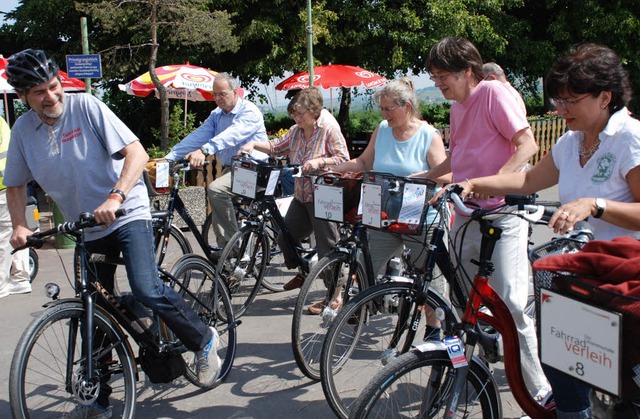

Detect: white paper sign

[276,196,294,216]
[361,183,382,228]
[398,183,427,226]
[155,160,170,188]
[232,167,258,199]
[314,184,344,222]
[265,169,281,196]
[540,288,621,395]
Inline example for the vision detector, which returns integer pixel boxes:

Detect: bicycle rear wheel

[320,281,454,418]
[350,349,501,418]
[169,254,237,388]
[260,219,294,292]
[216,226,268,318]
[291,251,367,380]
[9,301,137,418]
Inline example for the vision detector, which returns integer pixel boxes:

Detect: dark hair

[287,87,323,119]
[425,37,484,83]
[545,43,632,113]
[6,49,59,92]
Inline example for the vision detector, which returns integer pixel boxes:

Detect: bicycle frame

[439,210,554,418]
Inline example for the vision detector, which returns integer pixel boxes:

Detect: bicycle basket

[313,171,363,223]
[360,171,436,235]
[230,155,281,199]
[534,270,640,400]
[529,237,586,262]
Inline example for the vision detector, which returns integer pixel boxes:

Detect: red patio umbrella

[275,64,387,90]
[275,64,387,111]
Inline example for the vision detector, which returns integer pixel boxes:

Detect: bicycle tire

[259,219,293,292]
[350,349,501,418]
[169,254,237,388]
[216,226,268,318]
[154,224,192,272]
[28,248,38,283]
[320,281,456,418]
[201,200,251,251]
[9,300,137,418]
[291,251,367,380]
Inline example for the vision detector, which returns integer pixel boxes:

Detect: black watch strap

[109,188,127,202]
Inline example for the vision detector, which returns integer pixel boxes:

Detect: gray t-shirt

[4,93,150,240]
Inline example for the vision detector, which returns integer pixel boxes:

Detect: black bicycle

[8,211,237,418]
[216,153,316,318]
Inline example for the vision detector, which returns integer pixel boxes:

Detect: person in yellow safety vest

[0,115,31,298]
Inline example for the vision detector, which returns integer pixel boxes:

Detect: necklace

[579,135,600,160]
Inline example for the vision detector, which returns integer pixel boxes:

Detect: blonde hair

[373,77,420,118]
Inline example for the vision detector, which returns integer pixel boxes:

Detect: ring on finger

[561,210,570,217]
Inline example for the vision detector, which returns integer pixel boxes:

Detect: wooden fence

[435,116,566,166]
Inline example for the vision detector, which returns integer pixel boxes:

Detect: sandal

[307,300,325,315]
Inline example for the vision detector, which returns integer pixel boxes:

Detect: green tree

[78,0,239,150]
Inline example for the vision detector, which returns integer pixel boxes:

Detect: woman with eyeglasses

[431,43,640,418]
[239,87,350,296]
[421,36,551,402]
[327,78,450,331]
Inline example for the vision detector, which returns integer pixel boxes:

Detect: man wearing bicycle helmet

[3,49,222,417]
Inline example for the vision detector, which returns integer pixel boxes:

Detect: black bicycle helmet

[6,49,59,92]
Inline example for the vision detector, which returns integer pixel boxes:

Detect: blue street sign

[66,54,102,79]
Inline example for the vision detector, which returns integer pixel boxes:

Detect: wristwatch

[594,198,606,218]
[200,146,210,156]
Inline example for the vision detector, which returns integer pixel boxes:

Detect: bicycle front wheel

[170,255,237,388]
[321,281,455,418]
[292,251,367,380]
[350,349,501,418]
[9,301,137,418]
[260,218,294,292]
[216,226,268,318]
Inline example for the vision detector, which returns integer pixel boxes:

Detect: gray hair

[214,72,239,90]
[482,62,507,81]
[373,77,420,118]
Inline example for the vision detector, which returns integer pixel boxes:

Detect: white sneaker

[8,281,32,295]
[195,327,221,387]
[0,285,9,299]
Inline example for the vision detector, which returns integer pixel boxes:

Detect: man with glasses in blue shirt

[165,72,268,255]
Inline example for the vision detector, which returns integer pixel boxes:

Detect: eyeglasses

[212,90,232,99]
[379,105,399,113]
[429,72,456,83]
[550,94,591,108]
[290,109,308,119]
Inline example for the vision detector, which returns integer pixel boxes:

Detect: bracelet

[109,188,126,202]
[464,178,473,189]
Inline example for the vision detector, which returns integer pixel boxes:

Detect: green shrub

[348,109,383,134]
[147,104,198,158]
[419,102,451,125]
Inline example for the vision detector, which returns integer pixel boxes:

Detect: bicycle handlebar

[11,209,126,253]
[445,185,557,224]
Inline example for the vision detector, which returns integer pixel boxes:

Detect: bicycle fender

[413,340,448,352]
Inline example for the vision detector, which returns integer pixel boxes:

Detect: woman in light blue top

[329,78,450,335]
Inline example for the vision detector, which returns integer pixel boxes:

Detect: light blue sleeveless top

[372,120,439,224]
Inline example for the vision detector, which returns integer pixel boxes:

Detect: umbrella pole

[184,96,188,128]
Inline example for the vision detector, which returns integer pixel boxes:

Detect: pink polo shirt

[450,80,530,209]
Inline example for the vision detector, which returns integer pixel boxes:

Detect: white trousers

[452,214,549,396]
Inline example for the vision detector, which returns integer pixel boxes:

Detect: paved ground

[0,187,559,418]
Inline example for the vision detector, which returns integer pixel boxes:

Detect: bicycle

[216,153,315,318]
[9,211,238,418]
[348,187,592,418]
[317,175,466,418]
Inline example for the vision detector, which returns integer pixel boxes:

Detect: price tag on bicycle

[232,165,259,199]
[539,288,622,395]
[444,336,468,368]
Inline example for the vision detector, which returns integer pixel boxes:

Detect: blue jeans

[85,219,211,351]
[543,365,592,418]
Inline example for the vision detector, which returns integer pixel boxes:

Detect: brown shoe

[283,274,305,291]
[307,300,325,315]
